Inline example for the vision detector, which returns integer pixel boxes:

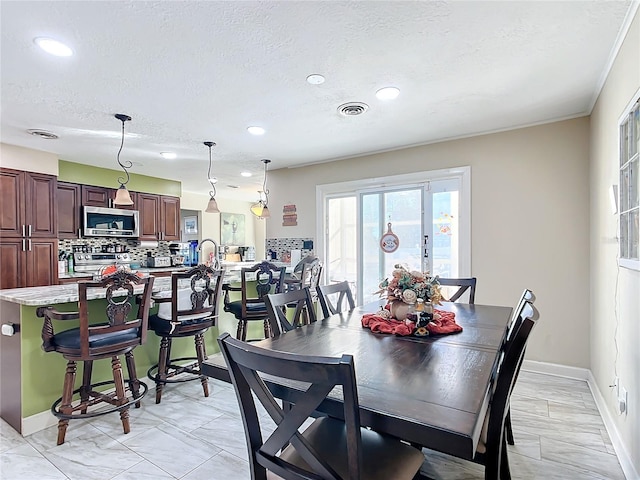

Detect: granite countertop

[0,261,294,307]
[0,277,173,306]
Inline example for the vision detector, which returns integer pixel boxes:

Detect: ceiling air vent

[337,102,369,117]
[27,129,59,139]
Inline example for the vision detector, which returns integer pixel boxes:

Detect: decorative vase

[389,300,412,321]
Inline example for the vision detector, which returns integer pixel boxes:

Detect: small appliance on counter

[169,242,189,266]
[146,254,172,268]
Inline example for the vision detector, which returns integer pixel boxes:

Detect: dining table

[202,299,513,461]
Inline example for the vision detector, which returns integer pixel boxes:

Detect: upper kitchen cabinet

[81,184,137,210]
[0,168,57,238]
[138,193,180,241]
[57,181,81,239]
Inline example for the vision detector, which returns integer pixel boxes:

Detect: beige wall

[268,117,591,368]
[590,9,640,474]
[0,143,58,175]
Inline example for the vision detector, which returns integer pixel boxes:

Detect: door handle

[423,235,429,258]
[22,239,26,251]
[28,239,32,251]
[28,225,32,237]
[22,225,25,237]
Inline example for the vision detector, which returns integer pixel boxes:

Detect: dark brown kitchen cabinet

[57,181,81,239]
[0,168,58,287]
[0,233,58,289]
[0,168,57,238]
[161,195,180,241]
[137,193,180,241]
[81,184,137,210]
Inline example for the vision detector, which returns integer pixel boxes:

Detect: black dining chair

[217,332,425,480]
[503,288,535,445]
[37,271,154,445]
[223,261,286,341]
[147,265,225,404]
[436,277,477,303]
[317,281,356,318]
[424,301,539,480]
[265,287,317,337]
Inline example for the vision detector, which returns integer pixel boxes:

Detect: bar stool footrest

[51,379,148,420]
[147,356,206,384]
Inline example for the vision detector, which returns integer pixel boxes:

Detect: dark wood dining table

[202,300,512,460]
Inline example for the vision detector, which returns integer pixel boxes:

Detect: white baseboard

[521,360,639,480]
[22,409,57,437]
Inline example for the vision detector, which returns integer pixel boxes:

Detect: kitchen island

[0,261,290,436]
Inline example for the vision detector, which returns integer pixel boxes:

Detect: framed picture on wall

[184,216,198,234]
[221,212,245,245]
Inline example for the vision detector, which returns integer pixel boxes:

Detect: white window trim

[617,87,640,271]
[316,166,472,279]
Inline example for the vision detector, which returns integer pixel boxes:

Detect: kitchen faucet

[197,238,220,268]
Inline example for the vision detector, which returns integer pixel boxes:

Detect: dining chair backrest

[436,277,477,304]
[218,332,364,479]
[480,301,538,478]
[265,287,317,337]
[159,265,225,324]
[508,288,535,331]
[241,261,286,319]
[317,281,355,318]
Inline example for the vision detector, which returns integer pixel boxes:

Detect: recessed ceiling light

[306,74,325,85]
[247,126,265,136]
[241,171,252,177]
[376,87,400,100]
[227,185,239,189]
[34,37,73,57]
[160,152,176,159]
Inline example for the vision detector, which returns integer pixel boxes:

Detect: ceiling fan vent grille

[27,129,59,139]
[338,102,369,116]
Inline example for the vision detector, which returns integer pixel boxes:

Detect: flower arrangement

[376,264,443,306]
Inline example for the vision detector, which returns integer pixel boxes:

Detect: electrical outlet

[618,387,628,415]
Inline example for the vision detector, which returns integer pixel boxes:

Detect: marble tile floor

[0,371,626,480]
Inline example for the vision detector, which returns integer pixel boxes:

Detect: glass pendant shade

[114,184,134,206]
[260,205,270,219]
[251,201,265,217]
[205,196,220,213]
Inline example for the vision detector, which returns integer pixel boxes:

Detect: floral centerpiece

[376,264,442,320]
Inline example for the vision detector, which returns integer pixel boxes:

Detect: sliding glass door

[321,169,469,305]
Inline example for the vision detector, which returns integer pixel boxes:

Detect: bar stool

[37,271,154,445]
[147,265,224,403]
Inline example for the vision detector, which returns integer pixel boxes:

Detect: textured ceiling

[0,1,635,199]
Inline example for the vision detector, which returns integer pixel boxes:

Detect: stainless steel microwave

[83,206,139,237]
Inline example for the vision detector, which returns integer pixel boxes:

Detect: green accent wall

[58,160,181,197]
[18,285,268,418]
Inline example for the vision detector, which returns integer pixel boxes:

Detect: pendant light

[250,159,271,219]
[113,113,134,206]
[204,141,220,213]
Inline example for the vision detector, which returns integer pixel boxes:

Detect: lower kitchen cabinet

[0,238,58,289]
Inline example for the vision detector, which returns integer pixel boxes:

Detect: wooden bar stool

[147,265,224,403]
[37,271,154,445]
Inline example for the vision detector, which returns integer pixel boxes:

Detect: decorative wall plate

[380,222,399,253]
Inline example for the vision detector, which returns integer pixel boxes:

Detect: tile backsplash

[265,237,314,262]
[59,238,171,264]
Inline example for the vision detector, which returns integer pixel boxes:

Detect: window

[318,167,470,304]
[619,94,640,270]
